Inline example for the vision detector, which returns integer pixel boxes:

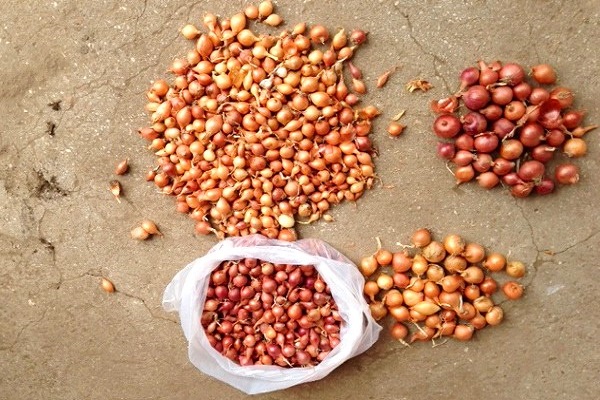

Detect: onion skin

[531,146,555,163]
[463,85,490,110]
[517,160,545,182]
[550,87,574,109]
[474,133,499,154]
[499,139,524,160]
[531,64,557,84]
[472,154,493,173]
[535,178,555,195]
[492,158,515,176]
[462,112,488,135]
[460,67,480,90]
[563,138,587,158]
[101,278,116,293]
[477,171,500,189]
[518,122,544,147]
[502,281,524,300]
[453,150,475,166]
[555,164,580,185]
[433,114,462,138]
[562,110,584,130]
[511,182,534,198]
[454,134,474,151]
[455,165,475,184]
[437,142,456,160]
[499,63,525,86]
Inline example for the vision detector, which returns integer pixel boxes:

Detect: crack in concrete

[551,230,599,255]
[118,289,178,325]
[399,11,452,94]
[513,199,540,287]
[50,270,177,325]
[513,198,599,289]
[0,307,48,352]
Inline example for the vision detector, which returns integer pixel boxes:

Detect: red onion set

[201,258,342,367]
[432,61,596,197]
[361,229,525,344]
[138,1,376,240]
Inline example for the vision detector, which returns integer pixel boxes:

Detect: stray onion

[101,277,115,293]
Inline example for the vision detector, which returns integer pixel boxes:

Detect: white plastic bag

[163,234,381,395]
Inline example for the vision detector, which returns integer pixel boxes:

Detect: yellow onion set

[361,229,525,344]
[138,0,377,240]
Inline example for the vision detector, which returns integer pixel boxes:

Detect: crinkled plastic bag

[163,235,381,394]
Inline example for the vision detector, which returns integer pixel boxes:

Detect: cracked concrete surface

[1,0,599,399]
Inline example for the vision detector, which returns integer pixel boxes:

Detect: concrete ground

[1,0,599,399]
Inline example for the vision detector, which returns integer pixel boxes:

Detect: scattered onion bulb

[506,261,526,278]
[453,324,474,341]
[131,226,150,240]
[363,280,379,302]
[531,64,557,85]
[258,0,273,18]
[141,219,162,236]
[360,256,378,277]
[563,138,587,158]
[115,159,129,175]
[263,14,283,27]
[387,121,405,137]
[376,274,394,291]
[390,322,409,342]
[411,228,432,248]
[484,252,506,272]
[181,24,200,40]
[244,5,259,20]
[422,241,446,263]
[101,277,115,293]
[502,281,524,300]
[463,242,485,263]
[485,306,504,326]
[309,25,329,44]
[375,249,393,266]
[443,234,465,255]
[555,163,580,185]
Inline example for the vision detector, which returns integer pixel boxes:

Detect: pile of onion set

[361,229,525,344]
[432,61,596,197]
[201,258,342,367]
[138,1,376,240]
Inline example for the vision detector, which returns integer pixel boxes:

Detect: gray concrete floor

[1,0,599,399]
